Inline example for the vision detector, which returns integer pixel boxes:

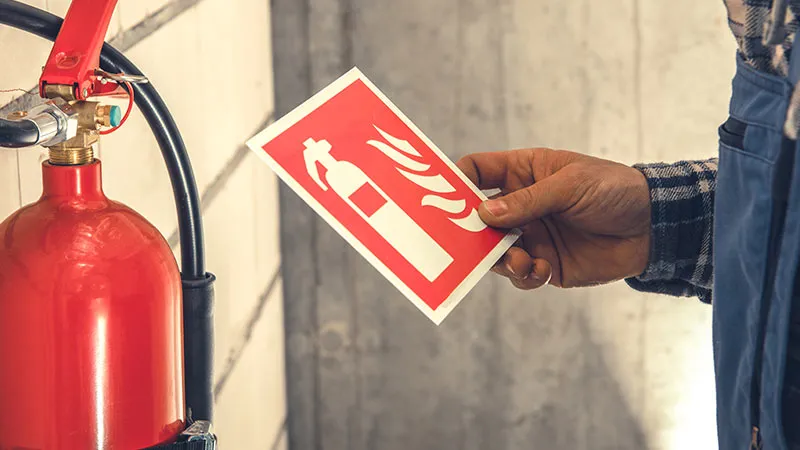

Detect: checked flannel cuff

[624,159,718,304]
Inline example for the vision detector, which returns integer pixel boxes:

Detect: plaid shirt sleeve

[624,159,718,304]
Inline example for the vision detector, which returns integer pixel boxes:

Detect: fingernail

[484,199,508,217]
[506,262,528,280]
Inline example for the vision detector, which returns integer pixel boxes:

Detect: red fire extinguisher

[0,0,216,448]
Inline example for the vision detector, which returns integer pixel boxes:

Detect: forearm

[625,158,718,303]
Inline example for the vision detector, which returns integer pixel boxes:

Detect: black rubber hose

[0,118,38,148]
[0,0,205,279]
[97,48,206,279]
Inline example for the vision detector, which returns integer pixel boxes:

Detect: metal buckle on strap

[751,426,762,450]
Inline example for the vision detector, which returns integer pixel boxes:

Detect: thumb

[479,175,574,228]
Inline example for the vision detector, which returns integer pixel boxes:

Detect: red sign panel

[247,68,519,324]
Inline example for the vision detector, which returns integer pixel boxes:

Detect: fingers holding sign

[491,246,553,290]
[457,149,567,290]
[457,146,654,292]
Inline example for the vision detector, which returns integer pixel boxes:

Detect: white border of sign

[247,67,520,325]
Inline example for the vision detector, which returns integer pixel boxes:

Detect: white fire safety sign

[247,68,520,324]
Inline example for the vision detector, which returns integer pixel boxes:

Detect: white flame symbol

[366,126,487,232]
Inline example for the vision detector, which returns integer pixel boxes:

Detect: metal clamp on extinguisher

[0,0,217,448]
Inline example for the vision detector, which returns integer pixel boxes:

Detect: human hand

[456,148,651,290]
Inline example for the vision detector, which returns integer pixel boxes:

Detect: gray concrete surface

[273,1,733,449]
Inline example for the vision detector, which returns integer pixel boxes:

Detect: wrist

[630,168,652,277]
[627,160,716,285]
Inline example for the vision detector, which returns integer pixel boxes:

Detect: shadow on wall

[552,310,650,450]
[281,219,650,450]
[401,300,653,450]
[431,291,651,450]
[418,290,652,450]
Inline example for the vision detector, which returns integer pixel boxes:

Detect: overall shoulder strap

[787,27,800,85]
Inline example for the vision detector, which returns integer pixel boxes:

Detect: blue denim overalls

[714,36,800,447]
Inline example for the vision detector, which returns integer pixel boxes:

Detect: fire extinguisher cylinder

[0,160,186,449]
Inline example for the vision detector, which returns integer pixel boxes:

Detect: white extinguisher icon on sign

[303,138,453,281]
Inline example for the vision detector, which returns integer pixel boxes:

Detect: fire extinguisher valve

[28,100,122,165]
[5,99,121,164]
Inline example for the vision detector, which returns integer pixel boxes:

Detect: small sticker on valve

[246,67,520,324]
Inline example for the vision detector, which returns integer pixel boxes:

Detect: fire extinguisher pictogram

[303,137,454,282]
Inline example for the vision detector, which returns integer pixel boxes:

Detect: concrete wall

[0,1,286,448]
[273,1,734,449]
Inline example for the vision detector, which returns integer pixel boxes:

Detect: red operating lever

[39,0,119,100]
